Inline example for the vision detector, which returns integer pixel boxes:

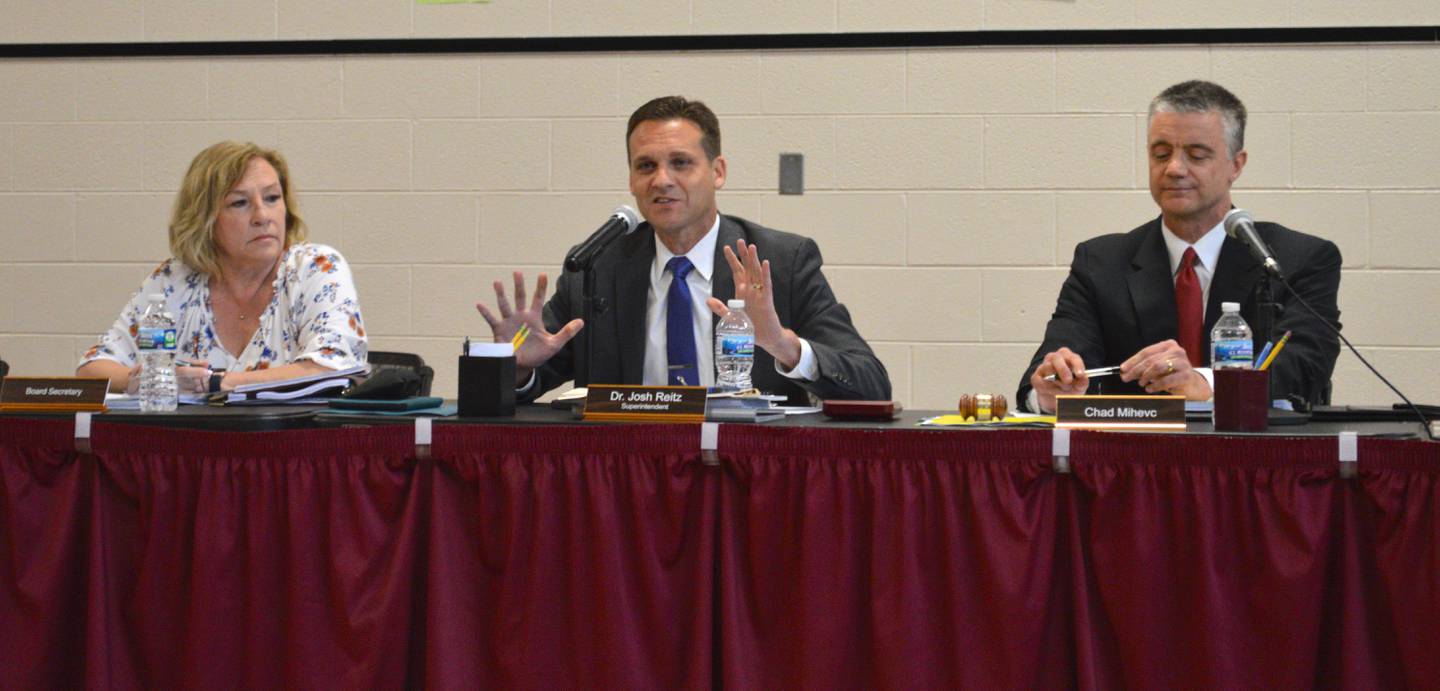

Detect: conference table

[2,405,1436,689]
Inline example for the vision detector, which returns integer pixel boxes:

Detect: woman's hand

[176,364,213,394]
[123,364,142,395]
[123,362,215,395]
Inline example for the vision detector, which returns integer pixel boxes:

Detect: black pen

[463,336,470,355]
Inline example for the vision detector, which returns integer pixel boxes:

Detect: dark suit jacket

[524,214,891,405]
[1017,217,1342,408]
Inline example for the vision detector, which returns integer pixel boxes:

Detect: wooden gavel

[957,393,1008,422]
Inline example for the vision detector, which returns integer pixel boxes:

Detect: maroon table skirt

[2,417,1437,689]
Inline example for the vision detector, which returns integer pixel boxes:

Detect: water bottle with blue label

[137,293,178,411]
[1210,302,1254,370]
[714,299,755,390]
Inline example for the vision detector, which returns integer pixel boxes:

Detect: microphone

[564,205,641,273]
[1223,208,1283,279]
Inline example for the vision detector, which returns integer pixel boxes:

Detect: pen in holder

[458,343,516,417]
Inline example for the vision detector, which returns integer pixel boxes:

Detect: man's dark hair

[626,96,722,160]
[1148,80,1247,157]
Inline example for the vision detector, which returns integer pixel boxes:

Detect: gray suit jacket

[524,214,891,405]
[1017,217,1342,408]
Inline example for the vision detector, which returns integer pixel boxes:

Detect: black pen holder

[457,354,516,417]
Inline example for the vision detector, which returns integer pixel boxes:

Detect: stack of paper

[706,392,786,423]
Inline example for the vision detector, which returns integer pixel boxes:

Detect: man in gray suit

[476,96,890,404]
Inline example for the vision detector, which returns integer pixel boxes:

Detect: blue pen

[1254,340,1274,366]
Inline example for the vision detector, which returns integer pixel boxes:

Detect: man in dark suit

[476,96,890,404]
[1019,80,1341,414]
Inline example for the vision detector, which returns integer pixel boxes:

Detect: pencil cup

[1213,368,1269,432]
[458,346,516,417]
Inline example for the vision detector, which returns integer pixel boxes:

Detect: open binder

[224,365,366,404]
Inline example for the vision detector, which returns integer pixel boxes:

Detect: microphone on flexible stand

[566,205,642,389]
[1230,207,1433,439]
[565,205,641,273]
[1228,208,1285,346]
[1224,208,1284,279]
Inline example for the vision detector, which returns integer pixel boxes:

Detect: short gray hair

[1148,80,1247,158]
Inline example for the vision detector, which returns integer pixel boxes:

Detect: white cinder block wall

[2,1,1439,406]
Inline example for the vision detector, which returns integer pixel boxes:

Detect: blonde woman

[79,141,366,394]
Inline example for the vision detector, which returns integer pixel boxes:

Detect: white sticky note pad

[468,343,515,357]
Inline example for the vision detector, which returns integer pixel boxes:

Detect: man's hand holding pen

[1118,339,1211,400]
[1030,347,1091,414]
[1033,339,1215,413]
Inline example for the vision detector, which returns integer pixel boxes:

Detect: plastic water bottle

[714,299,755,390]
[137,293,178,411]
[1210,302,1254,370]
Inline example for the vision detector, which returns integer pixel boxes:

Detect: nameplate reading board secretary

[0,377,109,412]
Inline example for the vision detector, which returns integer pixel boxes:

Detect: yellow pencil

[511,324,531,350]
[1258,330,1291,371]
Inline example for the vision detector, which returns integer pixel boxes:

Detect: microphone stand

[1253,275,1282,402]
[1254,274,1282,351]
[578,266,608,388]
[569,232,626,388]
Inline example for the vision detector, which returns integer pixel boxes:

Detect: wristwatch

[209,370,226,393]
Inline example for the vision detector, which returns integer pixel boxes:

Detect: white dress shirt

[641,214,819,387]
[643,217,720,387]
[1160,220,1225,311]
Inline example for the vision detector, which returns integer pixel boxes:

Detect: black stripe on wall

[2,26,1438,59]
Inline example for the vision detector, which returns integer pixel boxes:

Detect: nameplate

[583,384,707,423]
[0,377,109,412]
[1055,395,1186,431]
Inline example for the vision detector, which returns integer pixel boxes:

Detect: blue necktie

[665,256,699,387]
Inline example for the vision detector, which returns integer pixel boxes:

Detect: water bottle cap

[727,299,745,309]
[1221,301,1240,312]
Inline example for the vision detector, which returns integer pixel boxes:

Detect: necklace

[214,273,275,324]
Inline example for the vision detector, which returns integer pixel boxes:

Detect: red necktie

[1175,247,1203,367]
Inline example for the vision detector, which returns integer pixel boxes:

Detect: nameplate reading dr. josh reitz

[583,384,707,423]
